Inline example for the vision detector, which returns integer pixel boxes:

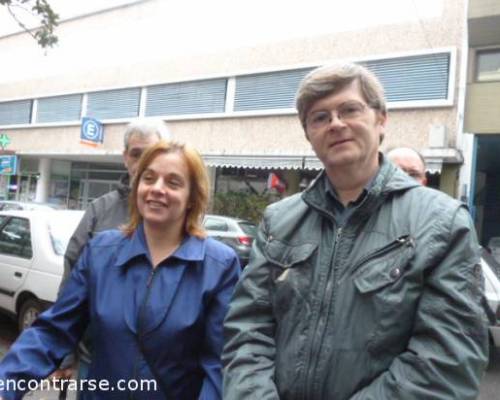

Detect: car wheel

[18,298,44,332]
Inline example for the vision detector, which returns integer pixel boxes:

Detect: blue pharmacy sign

[0,155,18,175]
[81,117,104,146]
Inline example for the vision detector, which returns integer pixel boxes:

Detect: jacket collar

[114,223,206,268]
[303,153,420,218]
[117,174,131,199]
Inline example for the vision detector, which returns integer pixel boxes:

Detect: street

[1,313,499,398]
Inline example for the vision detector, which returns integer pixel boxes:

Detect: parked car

[0,209,83,331]
[203,215,257,267]
[487,236,500,264]
[0,200,60,211]
[482,248,500,347]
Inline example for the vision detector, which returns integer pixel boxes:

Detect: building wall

[466,0,500,135]
[3,108,458,158]
[1,0,465,103]
[468,0,500,19]
[0,0,468,200]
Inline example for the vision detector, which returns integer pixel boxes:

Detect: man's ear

[378,111,388,127]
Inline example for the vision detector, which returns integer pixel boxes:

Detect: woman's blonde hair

[122,140,208,238]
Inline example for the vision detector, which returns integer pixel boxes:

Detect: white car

[0,209,83,331]
[481,248,500,347]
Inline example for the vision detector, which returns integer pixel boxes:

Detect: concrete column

[35,158,51,203]
[440,165,459,198]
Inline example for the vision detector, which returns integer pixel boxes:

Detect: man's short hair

[296,63,387,131]
[386,147,426,169]
[123,118,171,150]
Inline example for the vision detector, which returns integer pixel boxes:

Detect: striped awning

[202,154,322,170]
[203,148,463,173]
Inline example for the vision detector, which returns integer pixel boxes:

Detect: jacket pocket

[351,236,417,355]
[264,239,318,299]
[264,240,318,394]
[264,239,317,268]
[352,235,415,292]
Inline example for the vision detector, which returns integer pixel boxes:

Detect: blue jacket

[0,224,240,399]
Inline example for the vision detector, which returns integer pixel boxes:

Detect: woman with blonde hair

[0,141,240,400]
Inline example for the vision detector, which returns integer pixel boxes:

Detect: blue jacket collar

[114,223,206,268]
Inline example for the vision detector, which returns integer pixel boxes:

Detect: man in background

[387,146,427,185]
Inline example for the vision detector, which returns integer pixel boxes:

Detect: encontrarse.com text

[0,378,157,393]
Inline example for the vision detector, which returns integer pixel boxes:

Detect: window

[477,49,500,82]
[238,222,257,237]
[146,79,227,116]
[36,94,82,123]
[204,218,229,232]
[0,217,32,259]
[364,52,450,102]
[86,88,140,120]
[234,68,312,111]
[0,100,32,125]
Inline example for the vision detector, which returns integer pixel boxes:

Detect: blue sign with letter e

[81,117,104,146]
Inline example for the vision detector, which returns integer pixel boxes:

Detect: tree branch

[0,0,59,48]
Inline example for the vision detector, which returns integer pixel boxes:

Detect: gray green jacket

[222,157,488,400]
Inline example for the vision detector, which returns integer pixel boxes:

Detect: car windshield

[48,212,83,256]
[239,221,257,237]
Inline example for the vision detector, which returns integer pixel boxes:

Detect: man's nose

[327,111,345,128]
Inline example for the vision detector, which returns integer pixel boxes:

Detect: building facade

[0,0,467,209]
[464,0,500,247]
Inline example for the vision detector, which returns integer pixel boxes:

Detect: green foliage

[1,0,59,48]
[213,191,276,224]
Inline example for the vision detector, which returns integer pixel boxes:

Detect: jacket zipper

[300,225,343,399]
[349,235,414,277]
[130,268,158,400]
[299,234,414,399]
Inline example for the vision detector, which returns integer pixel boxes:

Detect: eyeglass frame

[305,100,380,131]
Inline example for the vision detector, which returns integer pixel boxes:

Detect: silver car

[203,214,257,267]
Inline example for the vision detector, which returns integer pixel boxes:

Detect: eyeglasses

[306,101,371,130]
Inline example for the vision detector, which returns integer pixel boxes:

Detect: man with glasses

[387,146,428,185]
[223,63,488,399]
